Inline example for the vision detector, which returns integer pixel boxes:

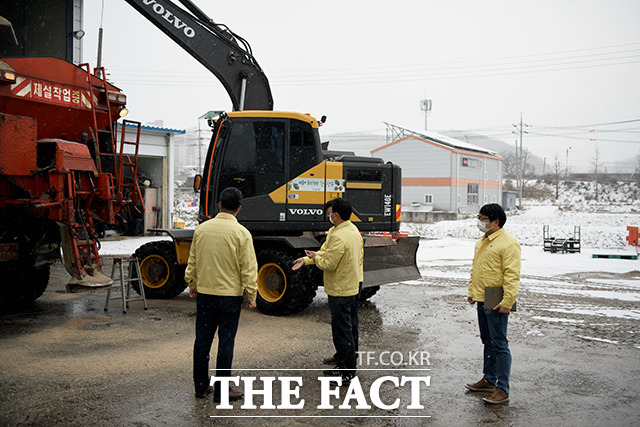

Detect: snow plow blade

[66,263,113,293]
[362,235,421,286]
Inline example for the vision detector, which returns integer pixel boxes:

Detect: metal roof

[122,122,186,135]
[383,122,498,156]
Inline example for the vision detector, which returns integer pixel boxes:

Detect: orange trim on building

[403,177,502,189]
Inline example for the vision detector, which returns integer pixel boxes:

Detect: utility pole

[512,114,528,209]
[565,146,571,179]
[96,0,105,77]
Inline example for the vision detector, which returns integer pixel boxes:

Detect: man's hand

[189,288,197,298]
[292,257,305,271]
[493,303,511,314]
[246,300,257,309]
[304,249,318,260]
[467,296,475,304]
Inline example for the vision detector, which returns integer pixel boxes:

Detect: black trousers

[328,286,360,374]
[193,294,242,395]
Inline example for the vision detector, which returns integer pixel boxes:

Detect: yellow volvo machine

[124,0,420,315]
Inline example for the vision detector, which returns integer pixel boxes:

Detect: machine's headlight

[0,70,16,83]
[108,92,127,104]
[119,107,129,118]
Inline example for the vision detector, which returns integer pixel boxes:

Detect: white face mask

[477,219,491,233]
[328,212,335,225]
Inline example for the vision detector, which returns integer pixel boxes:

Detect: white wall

[373,135,503,213]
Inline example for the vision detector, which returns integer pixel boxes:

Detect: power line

[106,43,640,87]
[527,131,640,143]
[110,57,640,87]
[533,118,640,129]
[108,41,640,76]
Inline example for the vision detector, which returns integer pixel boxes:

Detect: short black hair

[325,197,353,221]
[219,187,242,211]
[479,203,506,228]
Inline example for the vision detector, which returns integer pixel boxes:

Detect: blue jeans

[477,302,511,394]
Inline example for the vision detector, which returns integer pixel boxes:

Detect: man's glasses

[477,215,490,222]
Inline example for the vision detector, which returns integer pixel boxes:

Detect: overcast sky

[82,0,640,173]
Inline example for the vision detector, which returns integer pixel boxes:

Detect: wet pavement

[1,253,639,426]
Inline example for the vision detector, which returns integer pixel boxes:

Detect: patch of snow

[536,308,640,321]
[531,316,584,324]
[526,287,640,302]
[576,336,619,345]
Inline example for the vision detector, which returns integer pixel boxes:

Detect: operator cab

[195,111,323,232]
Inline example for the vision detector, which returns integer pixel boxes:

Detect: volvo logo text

[142,0,196,38]
[288,208,323,216]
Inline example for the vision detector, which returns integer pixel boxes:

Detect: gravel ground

[1,253,639,426]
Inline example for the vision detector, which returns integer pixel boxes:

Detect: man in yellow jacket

[185,187,258,401]
[293,198,363,384]
[465,203,521,405]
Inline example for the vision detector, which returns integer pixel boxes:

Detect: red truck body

[0,56,142,302]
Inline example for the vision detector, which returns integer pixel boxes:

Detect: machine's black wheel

[132,241,187,299]
[360,285,380,302]
[256,248,318,316]
[0,263,50,305]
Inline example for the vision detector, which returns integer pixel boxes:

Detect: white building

[371,125,503,214]
[117,122,185,233]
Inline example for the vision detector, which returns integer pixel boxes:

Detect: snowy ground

[404,204,638,249]
[410,237,640,347]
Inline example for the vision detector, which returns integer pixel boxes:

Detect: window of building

[424,194,433,204]
[467,183,479,205]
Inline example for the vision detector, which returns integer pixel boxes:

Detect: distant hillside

[443,131,547,175]
[508,178,639,213]
[321,131,387,157]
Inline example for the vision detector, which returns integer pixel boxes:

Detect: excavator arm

[123,0,273,111]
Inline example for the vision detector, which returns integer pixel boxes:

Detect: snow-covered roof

[374,123,498,156]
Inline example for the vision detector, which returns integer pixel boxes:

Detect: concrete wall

[402,210,458,223]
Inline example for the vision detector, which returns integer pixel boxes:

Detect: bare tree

[634,151,640,200]
[502,150,518,178]
[592,146,601,202]
[501,148,536,201]
[552,154,562,200]
[520,148,536,178]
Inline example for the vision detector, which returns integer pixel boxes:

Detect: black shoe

[195,385,213,399]
[323,356,336,365]
[323,367,355,384]
[213,388,244,402]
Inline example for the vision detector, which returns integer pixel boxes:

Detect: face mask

[329,212,335,225]
[477,219,491,233]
